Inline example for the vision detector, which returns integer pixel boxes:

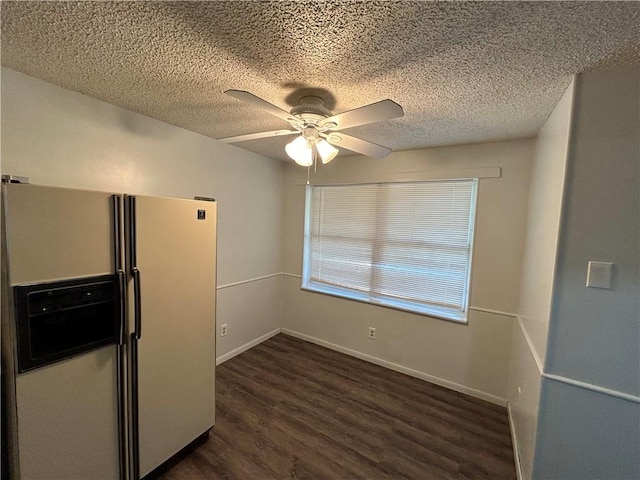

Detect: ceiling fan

[218,90,404,166]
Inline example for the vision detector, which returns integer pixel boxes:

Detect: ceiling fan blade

[225,89,294,123]
[319,99,404,131]
[323,132,392,159]
[218,129,298,144]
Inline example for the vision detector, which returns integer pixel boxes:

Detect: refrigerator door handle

[112,194,127,346]
[125,194,142,478]
[127,195,142,341]
[112,194,128,479]
[117,270,126,346]
[133,267,142,340]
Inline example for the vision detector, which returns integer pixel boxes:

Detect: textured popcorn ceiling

[2,1,639,161]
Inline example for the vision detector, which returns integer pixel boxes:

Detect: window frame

[301,179,478,323]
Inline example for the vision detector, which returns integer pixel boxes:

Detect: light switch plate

[586,261,613,289]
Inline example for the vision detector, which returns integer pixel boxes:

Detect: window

[302,179,477,322]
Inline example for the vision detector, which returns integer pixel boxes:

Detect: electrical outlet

[221,324,228,337]
[368,327,376,339]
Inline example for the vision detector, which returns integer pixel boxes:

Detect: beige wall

[0,68,283,360]
[517,81,574,363]
[281,139,534,403]
[507,78,575,480]
[534,64,639,480]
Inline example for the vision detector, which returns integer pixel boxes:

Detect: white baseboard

[281,328,507,406]
[507,402,524,480]
[216,328,281,365]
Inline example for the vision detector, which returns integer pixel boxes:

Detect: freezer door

[3,183,113,284]
[15,348,120,480]
[2,184,120,479]
[130,196,216,477]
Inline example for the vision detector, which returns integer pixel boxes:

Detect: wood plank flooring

[158,334,516,480]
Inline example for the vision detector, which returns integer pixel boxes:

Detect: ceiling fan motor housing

[290,96,332,128]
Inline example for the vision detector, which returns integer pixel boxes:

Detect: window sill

[301,283,468,325]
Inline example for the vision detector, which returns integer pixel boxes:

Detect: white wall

[508,80,574,479]
[533,65,639,480]
[0,68,283,360]
[281,139,534,403]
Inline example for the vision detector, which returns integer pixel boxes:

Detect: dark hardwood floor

[158,334,516,479]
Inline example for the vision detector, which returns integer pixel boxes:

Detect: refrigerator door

[2,184,120,479]
[128,196,216,477]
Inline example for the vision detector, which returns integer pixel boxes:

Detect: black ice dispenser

[14,275,119,373]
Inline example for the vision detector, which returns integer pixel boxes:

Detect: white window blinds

[303,179,477,321]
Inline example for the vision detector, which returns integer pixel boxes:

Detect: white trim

[513,314,639,404]
[507,402,524,480]
[516,315,544,375]
[216,328,281,365]
[281,328,507,406]
[543,373,640,404]
[468,306,517,318]
[285,274,518,323]
[217,272,281,290]
[282,272,302,279]
[284,276,519,323]
[295,167,502,186]
[301,284,468,324]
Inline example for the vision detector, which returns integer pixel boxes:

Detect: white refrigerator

[1,181,217,479]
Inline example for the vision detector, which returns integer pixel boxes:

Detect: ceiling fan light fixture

[285,135,313,166]
[222,90,403,162]
[317,139,339,164]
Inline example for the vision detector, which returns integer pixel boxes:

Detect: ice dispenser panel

[14,275,119,372]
